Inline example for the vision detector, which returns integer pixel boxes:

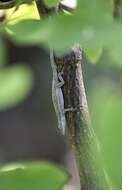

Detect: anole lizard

[50,49,66,135]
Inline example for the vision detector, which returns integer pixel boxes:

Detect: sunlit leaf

[0,161,69,190]
[6,2,39,25]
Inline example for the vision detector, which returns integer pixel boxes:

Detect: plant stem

[54,45,111,190]
[35,1,111,189]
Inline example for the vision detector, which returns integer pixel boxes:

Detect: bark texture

[54,45,110,190]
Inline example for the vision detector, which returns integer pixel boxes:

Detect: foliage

[0,161,68,190]
[1,0,122,64]
[0,0,122,190]
[0,0,112,60]
[91,86,122,190]
[6,3,39,24]
[43,0,60,7]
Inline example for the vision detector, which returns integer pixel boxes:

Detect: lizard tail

[58,117,66,135]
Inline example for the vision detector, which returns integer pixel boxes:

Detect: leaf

[7,14,82,50]
[91,86,122,190]
[77,0,113,16]
[43,0,60,7]
[108,47,122,68]
[6,0,122,68]
[0,64,33,111]
[6,2,39,25]
[0,161,69,190]
[84,45,103,64]
[6,10,109,51]
[6,0,113,52]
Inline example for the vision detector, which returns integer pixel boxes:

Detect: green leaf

[77,0,113,16]
[84,45,103,64]
[108,47,122,68]
[6,0,122,67]
[6,3,39,25]
[0,64,33,110]
[7,14,82,50]
[0,161,69,190]
[6,0,113,52]
[91,86,122,190]
[43,0,60,7]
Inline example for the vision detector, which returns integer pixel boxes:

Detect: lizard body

[50,49,66,135]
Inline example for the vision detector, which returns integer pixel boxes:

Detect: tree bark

[54,45,110,190]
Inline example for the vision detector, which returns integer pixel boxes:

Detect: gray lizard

[50,49,66,135]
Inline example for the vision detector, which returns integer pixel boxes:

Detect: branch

[54,45,110,190]
[35,1,110,189]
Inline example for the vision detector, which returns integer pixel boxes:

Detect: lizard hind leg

[57,71,64,88]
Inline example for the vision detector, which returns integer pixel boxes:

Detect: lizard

[50,47,81,135]
[50,49,66,135]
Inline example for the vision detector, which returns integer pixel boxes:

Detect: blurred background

[0,37,121,190]
[0,38,80,189]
